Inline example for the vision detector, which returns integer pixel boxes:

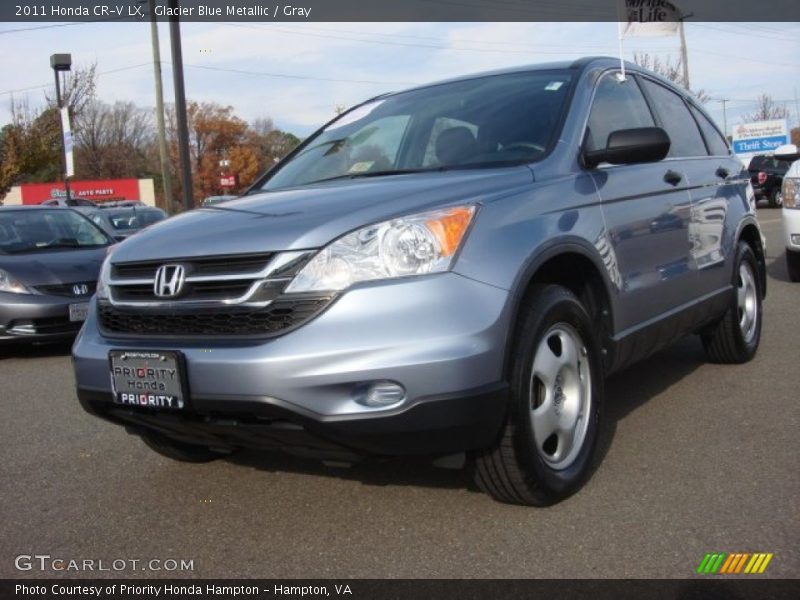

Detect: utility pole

[149,0,174,214]
[678,18,691,90]
[168,0,193,212]
[718,98,729,138]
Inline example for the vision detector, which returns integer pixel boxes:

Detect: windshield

[261,70,573,191]
[95,209,165,231]
[0,209,110,254]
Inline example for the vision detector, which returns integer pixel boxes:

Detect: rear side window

[640,79,706,157]
[585,73,654,152]
[689,105,730,156]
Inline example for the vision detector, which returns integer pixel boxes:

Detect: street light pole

[50,53,72,201]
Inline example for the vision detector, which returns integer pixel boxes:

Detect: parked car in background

[774,144,800,281]
[73,58,765,505]
[41,197,98,209]
[99,200,146,209]
[0,207,113,345]
[201,195,237,207]
[85,206,167,242]
[748,153,792,207]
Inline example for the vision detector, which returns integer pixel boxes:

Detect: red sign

[220,175,237,188]
[20,179,140,205]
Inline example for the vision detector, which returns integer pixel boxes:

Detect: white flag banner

[60,106,74,178]
[618,0,681,37]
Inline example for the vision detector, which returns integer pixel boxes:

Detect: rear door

[585,71,694,333]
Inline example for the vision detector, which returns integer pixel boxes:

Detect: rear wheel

[701,241,762,363]
[141,431,230,463]
[768,188,783,208]
[474,285,603,506]
[787,251,800,282]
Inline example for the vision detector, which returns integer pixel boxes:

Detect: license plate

[109,350,186,410]
[69,302,89,322]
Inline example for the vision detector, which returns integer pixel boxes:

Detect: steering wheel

[502,142,546,154]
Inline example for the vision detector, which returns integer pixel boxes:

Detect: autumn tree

[632,52,710,104]
[166,101,262,204]
[0,63,99,197]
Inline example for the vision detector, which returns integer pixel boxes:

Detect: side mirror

[773,144,799,160]
[583,127,671,169]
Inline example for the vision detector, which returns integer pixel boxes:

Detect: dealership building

[1,178,156,206]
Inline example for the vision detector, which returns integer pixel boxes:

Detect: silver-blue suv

[73,58,765,505]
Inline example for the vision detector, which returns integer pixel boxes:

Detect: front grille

[113,280,257,303]
[108,252,306,306]
[97,295,334,338]
[112,253,274,280]
[35,281,96,298]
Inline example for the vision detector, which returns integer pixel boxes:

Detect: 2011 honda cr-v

[73,57,766,505]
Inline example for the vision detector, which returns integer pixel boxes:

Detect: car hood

[1,247,108,287]
[110,167,534,262]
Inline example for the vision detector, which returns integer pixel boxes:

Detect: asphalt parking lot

[1,214,797,580]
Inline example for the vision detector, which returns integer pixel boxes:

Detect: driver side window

[585,73,655,152]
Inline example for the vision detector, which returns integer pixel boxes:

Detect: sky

[0,21,798,138]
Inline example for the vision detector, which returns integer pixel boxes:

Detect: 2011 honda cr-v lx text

[73,57,766,505]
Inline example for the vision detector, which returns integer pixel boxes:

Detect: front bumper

[0,292,85,343]
[72,272,512,456]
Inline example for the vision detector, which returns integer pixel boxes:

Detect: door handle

[664,170,683,186]
[715,167,730,179]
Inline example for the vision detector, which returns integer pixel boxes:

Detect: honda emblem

[153,264,186,298]
[72,283,88,296]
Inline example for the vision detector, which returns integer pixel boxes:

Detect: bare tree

[743,94,789,123]
[251,117,275,137]
[633,52,710,104]
[74,100,155,179]
[45,62,97,119]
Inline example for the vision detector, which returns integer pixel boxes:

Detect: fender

[503,236,618,377]
[735,215,767,298]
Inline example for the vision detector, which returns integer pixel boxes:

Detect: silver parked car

[85,206,167,242]
[73,58,765,505]
[0,207,113,344]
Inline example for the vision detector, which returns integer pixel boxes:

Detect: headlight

[0,269,30,294]
[285,205,476,293]
[95,253,113,299]
[783,177,799,209]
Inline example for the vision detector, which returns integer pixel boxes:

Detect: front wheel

[701,241,763,363]
[474,285,603,506]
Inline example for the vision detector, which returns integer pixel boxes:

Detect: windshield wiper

[304,168,446,186]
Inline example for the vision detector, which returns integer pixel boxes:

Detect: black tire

[141,431,229,463]
[787,251,800,283]
[768,187,783,208]
[474,284,603,506]
[701,241,763,363]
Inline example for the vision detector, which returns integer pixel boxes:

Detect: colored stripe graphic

[701,552,773,574]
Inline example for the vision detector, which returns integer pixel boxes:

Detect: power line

[224,23,633,56]
[179,63,419,87]
[0,63,153,97]
[0,22,83,35]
